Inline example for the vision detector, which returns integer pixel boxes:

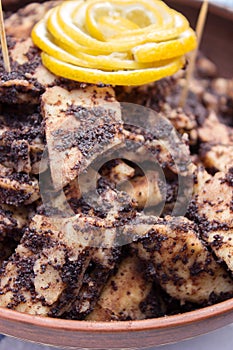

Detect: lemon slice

[108,11,189,42]
[133,28,197,63]
[55,1,189,53]
[47,6,109,56]
[33,16,175,71]
[56,1,137,52]
[32,0,197,86]
[42,52,185,86]
[32,18,85,67]
[82,0,176,41]
[123,0,175,28]
[91,15,140,41]
[84,0,164,41]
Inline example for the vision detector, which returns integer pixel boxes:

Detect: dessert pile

[0,1,232,321]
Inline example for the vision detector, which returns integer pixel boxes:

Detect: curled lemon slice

[88,15,140,41]
[109,12,189,42]
[31,0,197,86]
[33,16,176,71]
[42,53,185,86]
[133,29,197,63]
[84,0,165,41]
[56,1,190,52]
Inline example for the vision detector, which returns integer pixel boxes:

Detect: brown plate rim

[0,297,233,333]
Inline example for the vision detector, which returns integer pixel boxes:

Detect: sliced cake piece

[193,167,233,272]
[0,165,40,206]
[200,144,233,173]
[0,213,116,316]
[0,37,56,105]
[41,85,122,190]
[62,247,121,320]
[0,110,46,174]
[86,254,164,321]
[128,215,233,304]
[0,204,29,241]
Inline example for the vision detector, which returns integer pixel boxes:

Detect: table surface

[0,0,233,349]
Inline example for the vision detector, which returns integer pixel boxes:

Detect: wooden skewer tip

[179,0,209,108]
[0,0,11,73]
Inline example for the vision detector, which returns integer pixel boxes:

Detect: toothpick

[0,0,11,73]
[179,0,209,108]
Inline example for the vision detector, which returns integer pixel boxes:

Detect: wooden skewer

[179,0,209,108]
[0,0,11,73]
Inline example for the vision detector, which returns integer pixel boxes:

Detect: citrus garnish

[31,0,197,86]
[133,29,197,63]
[42,52,185,86]
[84,0,165,41]
[88,15,140,41]
[33,16,177,71]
